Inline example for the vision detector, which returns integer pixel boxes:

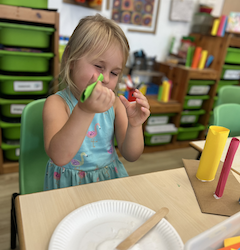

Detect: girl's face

[70,42,123,95]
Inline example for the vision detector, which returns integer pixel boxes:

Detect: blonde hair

[60,14,130,97]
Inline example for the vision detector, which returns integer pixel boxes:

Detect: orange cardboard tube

[191,47,202,69]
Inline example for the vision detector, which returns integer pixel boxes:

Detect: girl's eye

[95,65,102,69]
[111,72,118,76]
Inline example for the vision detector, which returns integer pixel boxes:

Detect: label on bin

[189,86,210,95]
[223,70,240,80]
[14,81,43,92]
[187,99,203,107]
[15,148,20,157]
[150,135,171,144]
[148,116,168,125]
[181,115,196,123]
[10,104,26,114]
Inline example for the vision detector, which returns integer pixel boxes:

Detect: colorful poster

[111,0,155,27]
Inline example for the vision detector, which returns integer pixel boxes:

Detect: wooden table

[15,168,240,250]
[189,136,240,175]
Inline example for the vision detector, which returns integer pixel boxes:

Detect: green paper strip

[80,73,104,103]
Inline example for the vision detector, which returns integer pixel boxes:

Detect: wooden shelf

[147,95,182,114]
[229,34,240,48]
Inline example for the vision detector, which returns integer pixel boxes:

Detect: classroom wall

[48,0,224,63]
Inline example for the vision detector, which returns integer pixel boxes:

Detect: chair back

[217,85,240,106]
[213,103,240,137]
[19,98,49,194]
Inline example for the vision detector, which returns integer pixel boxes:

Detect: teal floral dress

[44,88,128,190]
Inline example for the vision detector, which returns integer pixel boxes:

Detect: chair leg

[11,193,19,249]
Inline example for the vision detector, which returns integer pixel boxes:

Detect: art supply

[196,126,230,182]
[221,16,228,37]
[80,73,104,103]
[191,47,202,69]
[205,55,214,68]
[214,137,240,199]
[198,50,208,69]
[224,235,240,247]
[116,207,169,250]
[217,15,227,37]
[157,85,163,101]
[186,46,194,67]
[211,19,220,36]
[161,80,170,102]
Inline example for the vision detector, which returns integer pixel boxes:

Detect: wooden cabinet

[0,5,59,174]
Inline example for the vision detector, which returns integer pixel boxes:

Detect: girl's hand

[78,80,115,113]
[119,89,150,127]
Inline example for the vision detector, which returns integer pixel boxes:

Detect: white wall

[48,0,224,62]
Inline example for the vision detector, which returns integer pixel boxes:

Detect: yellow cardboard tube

[196,126,230,181]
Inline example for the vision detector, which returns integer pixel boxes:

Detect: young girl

[43,14,150,190]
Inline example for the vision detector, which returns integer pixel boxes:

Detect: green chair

[213,103,240,137]
[11,98,49,249]
[217,85,240,106]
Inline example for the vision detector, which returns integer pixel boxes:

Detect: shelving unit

[0,5,59,174]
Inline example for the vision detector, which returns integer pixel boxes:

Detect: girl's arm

[43,82,115,166]
[114,90,150,162]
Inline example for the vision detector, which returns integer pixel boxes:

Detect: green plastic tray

[0,0,47,9]
[147,113,176,125]
[0,98,33,118]
[0,22,54,48]
[177,124,205,141]
[0,120,21,140]
[216,80,239,94]
[187,80,215,95]
[225,47,240,64]
[183,95,209,109]
[0,75,52,95]
[180,109,205,124]
[1,142,20,161]
[144,131,178,146]
[0,50,54,72]
[221,64,240,80]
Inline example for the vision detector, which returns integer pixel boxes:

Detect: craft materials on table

[214,137,240,199]
[196,126,230,182]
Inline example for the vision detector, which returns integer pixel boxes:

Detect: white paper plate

[49,200,184,250]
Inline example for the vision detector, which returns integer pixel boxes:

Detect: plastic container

[177,124,205,141]
[1,142,20,161]
[0,0,48,9]
[147,113,175,126]
[0,120,21,140]
[216,80,239,94]
[187,80,215,95]
[180,110,205,124]
[221,64,240,80]
[183,95,209,109]
[0,75,53,96]
[0,98,33,118]
[225,47,240,64]
[144,131,178,146]
[184,211,240,250]
[0,22,54,48]
[0,50,54,72]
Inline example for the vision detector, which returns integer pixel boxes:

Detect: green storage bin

[147,113,176,125]
[0,0,48,9]
[187,80,215,95]
[0,50,54,72]
[225,47,240,64]
[0,75,52,95]
[213,96,218,108]
[180,109,205,124]
[216,80,239,94]
[144,131,178,146]
[1,142,20,161]
[183,95,209,109]
[221,64,240,80]
[0,120,21,140]
[0,22,54,48]
[0,98,33,118]
[177,124,205,141]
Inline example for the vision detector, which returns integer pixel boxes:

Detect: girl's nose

[102,73,109,85]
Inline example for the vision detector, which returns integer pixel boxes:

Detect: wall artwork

[110,0,160,34]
